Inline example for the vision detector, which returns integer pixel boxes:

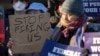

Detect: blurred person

[47,0,65,35]
[7,2,47,56]
[26,2,47,14]
[0,6,7,56]
[85,17,100,32]
[5,0,29,44]
[5,0,28,56]
[51,0,88,56]
[5,0,28,31]
[47,0,64,29]
[6,0,28,15]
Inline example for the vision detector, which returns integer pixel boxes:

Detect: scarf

[62,16,83,37]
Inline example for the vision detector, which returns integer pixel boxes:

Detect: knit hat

[62,0,84,16]
[26,2,47,13]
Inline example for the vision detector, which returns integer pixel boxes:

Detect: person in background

[5,0,28,30]
[47,0,64,29]
[5,0,29,56]
[0,6,6,56]
[51,0,88,56]
[85,17,100,32]
[26,2,47,14]
[7,2,47,56]
[6,0,28,15]
[47,0,65,35]
[5,0,29,43]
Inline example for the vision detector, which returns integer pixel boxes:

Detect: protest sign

[0,19,5,43]
[83,0,100,17]
[9,13,51,54]
[40,39,83,56]
[84,32,100,56]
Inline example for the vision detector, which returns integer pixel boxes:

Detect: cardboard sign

[0,19,5,43]
[9,13,51,54]
[84,32,100,56]
[83,0,100,17]
[40,39,83,56]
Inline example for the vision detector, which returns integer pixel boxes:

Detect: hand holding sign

[40,39,84,56]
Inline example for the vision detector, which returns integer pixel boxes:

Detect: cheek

[61,15,70,22]
[68,15,78,21]
[67,16,73,22]
[60,18,67,26]
[60,17,71,24]
[60,17,73,26]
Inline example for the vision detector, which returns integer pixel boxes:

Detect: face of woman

[60,12,79,26]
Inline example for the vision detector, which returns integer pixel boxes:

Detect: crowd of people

[0,0,97,56]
